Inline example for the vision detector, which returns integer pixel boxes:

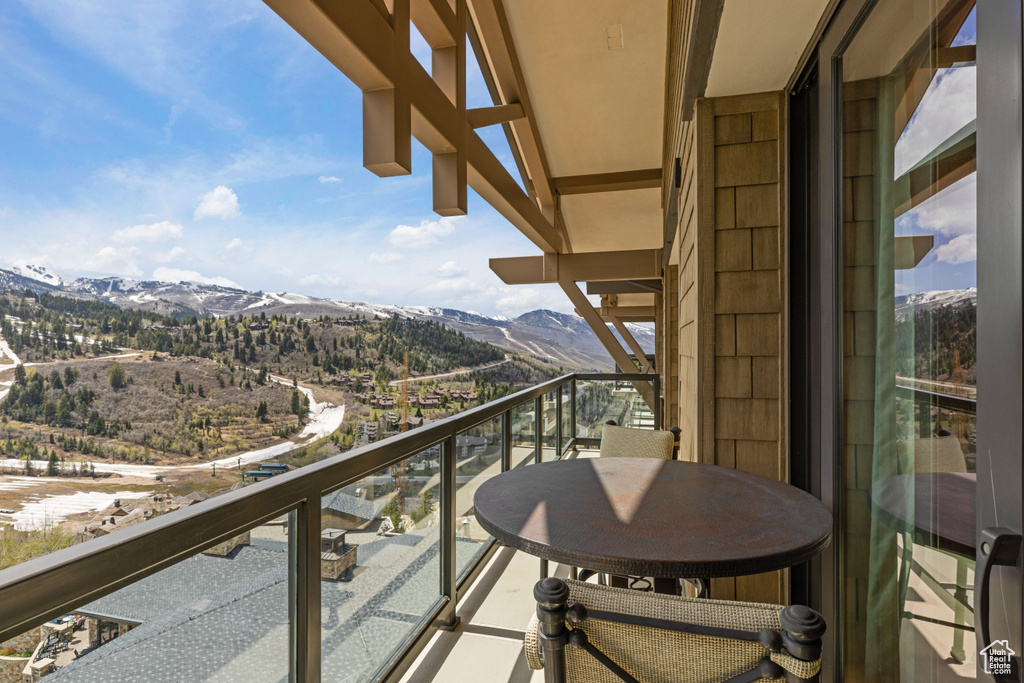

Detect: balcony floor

[400,546,548,683]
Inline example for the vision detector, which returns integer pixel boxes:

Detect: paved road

[388,356,510,386]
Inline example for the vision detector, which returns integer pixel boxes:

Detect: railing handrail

[0,371,661,667]
[894,383,977,415]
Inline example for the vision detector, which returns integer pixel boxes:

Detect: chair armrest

[524,614,544,670]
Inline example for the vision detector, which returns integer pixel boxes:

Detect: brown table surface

[473,458,833,579]
[871,472,976,558]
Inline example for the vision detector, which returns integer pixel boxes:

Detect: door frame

[807,0,1024,679]
[976,0,1023,676]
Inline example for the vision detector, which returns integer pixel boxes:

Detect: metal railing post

[438,433,459,630]
[534,395,542,464]
[502,409,511,472]
[654,374,662,431]
[556,385,563,457]
[292,497,321,682]
[570,376,577,444]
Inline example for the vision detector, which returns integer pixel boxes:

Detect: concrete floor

[400,540,977,683]
[399,547,551,683]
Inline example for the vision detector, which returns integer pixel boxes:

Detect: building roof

[52,530,482,683]
[321,490,387,521]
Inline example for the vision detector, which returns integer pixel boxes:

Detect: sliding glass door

[812,0,1022,679]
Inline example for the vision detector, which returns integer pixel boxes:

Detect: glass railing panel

[20,515,294,682]
[540,390,558,462]
[575,378,657,442]
[320,447,442,682]
[510,401,536,468]
[559,385,572,454]
[454,416,503,580]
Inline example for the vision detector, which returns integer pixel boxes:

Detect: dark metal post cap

[779,605,827,641]
[534,577,570,607]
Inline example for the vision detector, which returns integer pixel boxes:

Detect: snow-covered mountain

[895,287,976,320]
[0,265,654,370]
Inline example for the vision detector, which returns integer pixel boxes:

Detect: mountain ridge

[0,265,653,371]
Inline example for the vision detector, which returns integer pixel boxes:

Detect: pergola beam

[551,168,663,195]
[264,0,563,253]
[467,103,525,128]
[599,306,657,321]
[586,279,663,295]
[894,235,935,270]
[490,249,661,285]
[609,316,653,372]
[468,0,557,213]
[560,280,657,412]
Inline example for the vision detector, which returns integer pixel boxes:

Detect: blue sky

[0,0,573,317]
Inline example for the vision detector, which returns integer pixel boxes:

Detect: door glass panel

[840,1,977,680]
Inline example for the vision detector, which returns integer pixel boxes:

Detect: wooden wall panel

[695,90,789,604]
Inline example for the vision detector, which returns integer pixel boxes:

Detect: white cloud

[299,274,342,287]
[438,260,464,276]
[0,207,15,219]
[388,217,460,249]
[85,246,142,277]
[495,288,546,316]
[319,175,342,183]
[424,277,481,294]
[194,185,240,220]
[895,67,976,178]
[155,246,186,263]
[225,237,252,252]
[369,252,403,264]
[112,220,183,243]
[906,175,975,238]
[152,267,240,288]
[933,232,976,264]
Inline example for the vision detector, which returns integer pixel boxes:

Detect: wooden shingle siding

[661,4,787,605]
[699,90,788,604]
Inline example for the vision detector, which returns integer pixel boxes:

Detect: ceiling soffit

[705,0,830,98]
[559,187,663,253]
[500,0,668,179]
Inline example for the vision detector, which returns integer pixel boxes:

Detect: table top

[871,472,976,558]
[473,458,833,579]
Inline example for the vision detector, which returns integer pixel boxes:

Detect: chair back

[599,425,674,460]
[896,434,966,474]
[526,578,824,682]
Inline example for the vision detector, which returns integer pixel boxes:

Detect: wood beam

[430,0,467,216]
[468,0,556,211]
[598,306,656,321]
[894,122,976,218]
[609,316,653,372]
[490,249,662,285]
[411,0,457,48]
[560,280,658,412]
[587,280,663,295]
[467,103,525,128]
[681,0,725,121]
[894,235,935,270]
[264,0,563,252]
[893,0,975,138]
[363,0,411,177]
[551,169,663,196]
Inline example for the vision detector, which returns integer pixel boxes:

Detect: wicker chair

[526,578,825,683]
[582,424,684,592]
[599,425,675,460]
[894,432,972,662]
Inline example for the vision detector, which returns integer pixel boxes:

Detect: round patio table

[473,457,832,579]
[870,472,976,558]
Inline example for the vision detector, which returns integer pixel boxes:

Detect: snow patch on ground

[1,489,149,530]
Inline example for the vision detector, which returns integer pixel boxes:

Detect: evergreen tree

[108,363,127,390]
